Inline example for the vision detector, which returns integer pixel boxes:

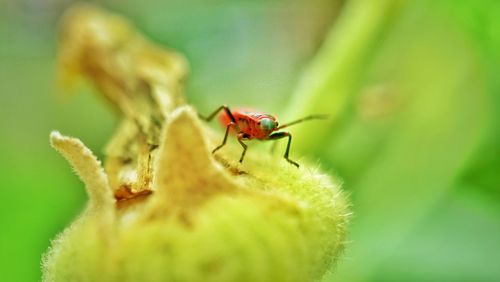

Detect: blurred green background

[1,0,499,281]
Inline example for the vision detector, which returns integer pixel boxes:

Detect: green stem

[285,0,407,153]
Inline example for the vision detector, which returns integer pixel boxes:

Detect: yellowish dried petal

[147,107,236,214]
[49,131,113,214]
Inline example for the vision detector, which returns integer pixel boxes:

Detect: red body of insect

[218,109,278,140]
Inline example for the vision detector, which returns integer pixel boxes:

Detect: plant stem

[285,0,407,154]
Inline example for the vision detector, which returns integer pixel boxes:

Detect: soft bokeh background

[1,0,499,281]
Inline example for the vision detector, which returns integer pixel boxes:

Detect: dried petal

[50,131,113,214]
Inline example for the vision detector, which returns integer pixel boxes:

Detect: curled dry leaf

[43,4,350,282]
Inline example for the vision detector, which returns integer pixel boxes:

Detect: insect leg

[212,122,236,154]
[199,104,237,123]
[237,134,248,163]
[268,132,299,168]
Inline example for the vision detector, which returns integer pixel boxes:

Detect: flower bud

[43,5,350,282]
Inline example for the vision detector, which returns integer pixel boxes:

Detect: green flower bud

[43,5,350,282]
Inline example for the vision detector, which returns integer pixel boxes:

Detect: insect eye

[259,118,276,131]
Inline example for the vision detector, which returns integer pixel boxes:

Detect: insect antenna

[276,114,330,130]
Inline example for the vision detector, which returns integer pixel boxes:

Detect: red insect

[200,105,328,168]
